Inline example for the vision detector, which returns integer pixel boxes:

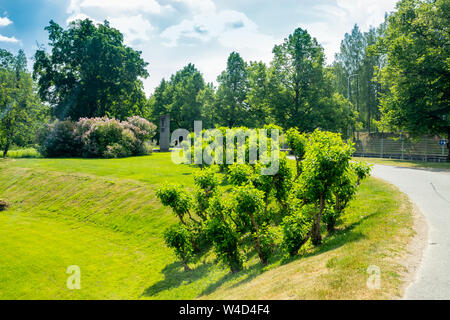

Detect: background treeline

[150,30,359,136]
[1,0,448,159]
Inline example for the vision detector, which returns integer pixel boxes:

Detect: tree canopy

[150,63,205,132]
[376,0,450,159]
[33,19,149,121]
[267,28,356,135]
[0,49,48,156]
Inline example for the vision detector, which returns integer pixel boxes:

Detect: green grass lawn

[0,153,415,299]
[354,157,450,170]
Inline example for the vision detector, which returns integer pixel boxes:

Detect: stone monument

[159,114,170,152]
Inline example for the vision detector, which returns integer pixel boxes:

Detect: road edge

[396,197,429,300]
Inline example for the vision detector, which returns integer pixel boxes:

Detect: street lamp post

[348,74,359,140]
[347,74,359,111]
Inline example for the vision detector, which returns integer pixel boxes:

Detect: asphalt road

[372,164,450,300]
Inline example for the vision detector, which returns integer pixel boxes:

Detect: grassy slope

[0,154,414,299]
[203,179,413,299]
[354,157,450,170]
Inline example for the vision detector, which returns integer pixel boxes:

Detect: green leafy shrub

[299,130,355,245]
[272,155,293,210]
[156,184,193,225]
[37,120,81,157]
[233,185,271,265]
[282,204,313,256]
[258,224,276,263]
[163,223,194,271]
[192,167,220,220]
[351,161,372,186]
[228,163,254,186]
[323,162,371,232]
[157,127,366,273]
[205,215,243,273]
[285,128,307,179]
[193,167,220,191]
[322,205,342,234]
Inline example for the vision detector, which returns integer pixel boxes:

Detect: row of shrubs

[157,128,372,273]
[37,116,156,158]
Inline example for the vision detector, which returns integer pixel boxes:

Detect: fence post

[401,134,404,160]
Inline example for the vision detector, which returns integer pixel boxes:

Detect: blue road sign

[440,140,447,146]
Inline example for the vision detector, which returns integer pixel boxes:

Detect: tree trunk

[250,213,267,265]
[311,194,325,246]
[178,213,187,226]
[2,140,10,158]
[182,259,191,272]
[294,158,301,181]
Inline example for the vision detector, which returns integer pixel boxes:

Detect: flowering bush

[38,116,156,158]
[37,120,81,157]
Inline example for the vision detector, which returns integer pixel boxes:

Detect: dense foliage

[151,29,356,136]
[333,23,387,134]
[375,0,450,160]
[0,49,48,157]
[38,116,156,158]
[157,128,371,273]
[33,19,149,120]
[150,64,205,132]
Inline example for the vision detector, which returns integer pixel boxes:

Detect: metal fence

[353,133,448,162]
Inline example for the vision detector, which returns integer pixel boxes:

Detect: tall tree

[197,82,216,129]
[0,49,48,156]
[215,52,249,127]
[268,27,350,132]
[376,0,450,160]
[150,64,205,131]
[246,61,273,127]
[334,25,366,118]
[334,22,387,133]
[33,19,149,120]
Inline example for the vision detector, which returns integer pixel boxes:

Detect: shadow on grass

[141,260,215,297]
[299,213,377,260]
[389,164,450,173]
[142,212,376,298]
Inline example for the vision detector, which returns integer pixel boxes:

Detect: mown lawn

[0,153,415,299]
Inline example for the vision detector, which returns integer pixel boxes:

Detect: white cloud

[173,0,216,15]
[0,34,19,43]
[0,16,12,27]
[66,9,154,45]
[302,0,398,64]
[161,9,275,62]
[78,0,171,14]
[335,0,397,30]
[108,15,154,44]
[66,12,101,25]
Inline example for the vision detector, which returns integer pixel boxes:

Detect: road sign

[440,140,447,146]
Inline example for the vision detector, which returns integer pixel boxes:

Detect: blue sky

[0,0,398,95]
